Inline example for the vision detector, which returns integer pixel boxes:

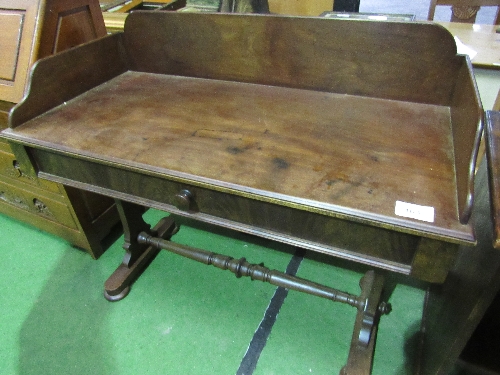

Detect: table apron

[30,147,460,282]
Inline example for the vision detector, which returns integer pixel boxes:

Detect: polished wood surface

[439,21,500,68]
[13,12,483,228]
[6,71,473,241]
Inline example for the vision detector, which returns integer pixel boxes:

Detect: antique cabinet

[0,0,118,258]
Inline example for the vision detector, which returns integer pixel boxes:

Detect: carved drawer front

[0,142,61,194]
[0,176,78,230]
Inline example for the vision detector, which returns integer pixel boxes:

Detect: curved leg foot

[104,285,131,302]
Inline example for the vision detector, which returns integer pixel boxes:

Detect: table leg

[103,199,177,301]
[340,271,387,375]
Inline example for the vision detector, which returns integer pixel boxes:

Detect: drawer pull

[33,198,52,217]
[11,160,35,181]
[12,160,22,177]
[174,189,194,211]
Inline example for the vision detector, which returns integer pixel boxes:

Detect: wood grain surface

[6,72,474,242]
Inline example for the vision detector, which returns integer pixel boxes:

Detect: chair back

[427,0,500,24]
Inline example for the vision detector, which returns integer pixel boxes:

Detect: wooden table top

[5,70,474,242]
[438,21,500,69]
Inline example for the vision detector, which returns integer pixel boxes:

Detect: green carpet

[0,209,426,374]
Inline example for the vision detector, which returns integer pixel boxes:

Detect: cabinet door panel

[0,1,40,103]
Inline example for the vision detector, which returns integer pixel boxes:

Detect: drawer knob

[175,189,194,211]
[12,160,22,177]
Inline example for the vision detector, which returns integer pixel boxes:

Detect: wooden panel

[0,177,114,254]
[54,8,97,52]
[37,0,106,59]
[0,11,24,82]
[0,0,40,103]
[0,196,88,246]
[450,59,483,224]
[9,32,129,129]
[123,12,462,106]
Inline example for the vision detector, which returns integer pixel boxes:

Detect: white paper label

[395,201,435,223]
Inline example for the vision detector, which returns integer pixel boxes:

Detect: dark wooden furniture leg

[340,271,388,375]
[103,199,177,301]
[418,160,500,374]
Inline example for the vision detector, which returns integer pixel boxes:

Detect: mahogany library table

[2,12,486,374]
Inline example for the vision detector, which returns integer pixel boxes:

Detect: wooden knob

[175,189,193,211]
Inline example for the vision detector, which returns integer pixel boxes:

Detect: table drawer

[31,147,460,282]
